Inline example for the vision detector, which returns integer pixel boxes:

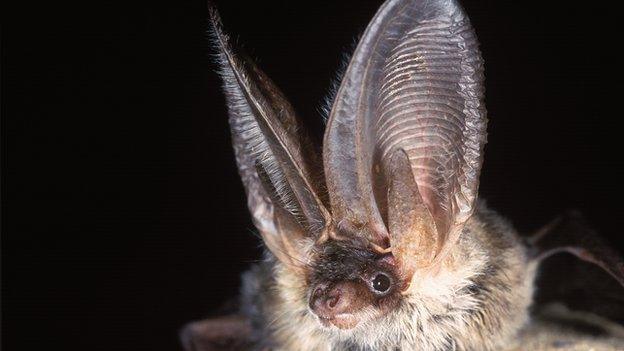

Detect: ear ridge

[323,0,487,259]
[208,5,328,265]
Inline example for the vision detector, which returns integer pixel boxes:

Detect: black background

[3,0,623,350]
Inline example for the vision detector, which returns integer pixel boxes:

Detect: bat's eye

[371,272,391,293]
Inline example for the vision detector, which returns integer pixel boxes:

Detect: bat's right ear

[208,5,330,269]
[321,0,487,280]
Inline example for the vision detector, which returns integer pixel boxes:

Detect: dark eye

[371,272,392,293]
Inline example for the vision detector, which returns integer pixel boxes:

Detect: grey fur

[240,203,536,351]
[187,1,624,350]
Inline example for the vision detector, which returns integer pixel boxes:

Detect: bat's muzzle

[309,281,367,330]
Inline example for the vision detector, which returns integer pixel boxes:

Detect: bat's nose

[309,281,361,319]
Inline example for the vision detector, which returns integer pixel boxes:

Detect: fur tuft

[241,203,536,351]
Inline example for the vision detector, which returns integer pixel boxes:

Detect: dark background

[3,0,623,350]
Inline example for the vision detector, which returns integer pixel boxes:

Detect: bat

[181,0,624,350]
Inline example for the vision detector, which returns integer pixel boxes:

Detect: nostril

[327,295,340,309]
[325,287,343,309]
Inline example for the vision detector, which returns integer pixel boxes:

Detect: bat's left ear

[322,0,487,280]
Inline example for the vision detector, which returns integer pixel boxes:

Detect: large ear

[323,0,487,268]
[209,6,330,269]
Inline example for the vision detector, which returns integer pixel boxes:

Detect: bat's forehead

[309,240,390,282]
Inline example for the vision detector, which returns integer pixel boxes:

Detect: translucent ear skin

[323,0,487,265]
[386,150,438,281]
[212,0,489,275]
[201,3,624,350]
[208,6,328,268]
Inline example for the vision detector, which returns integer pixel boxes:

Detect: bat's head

[210,0,487,336]
[306,239,401,330]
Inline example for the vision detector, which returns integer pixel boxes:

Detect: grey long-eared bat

[182,0,624,350]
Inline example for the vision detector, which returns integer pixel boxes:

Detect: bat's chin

[317,313,360,330]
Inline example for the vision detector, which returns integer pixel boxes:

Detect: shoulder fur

[241,203,537,351]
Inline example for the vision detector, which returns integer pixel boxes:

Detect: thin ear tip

[206,0,218,17]
[206,1,229,44]
[409,0,471,23]
[205,2,237,69]
[432,0,468,12]
[370,0,470,26]
[205,2,222,39]
[207,4,225,35]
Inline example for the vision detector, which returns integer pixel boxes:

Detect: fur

[186,4,624,351]
[240,203,536,351]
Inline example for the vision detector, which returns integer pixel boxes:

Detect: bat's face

[286,223,500,347]
[192,0,624,349]
[307,240,403,330]
[210,0,490,345]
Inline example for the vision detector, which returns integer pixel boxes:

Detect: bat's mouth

[317,313,359,330]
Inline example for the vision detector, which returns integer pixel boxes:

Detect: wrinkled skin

[181,0,624,350]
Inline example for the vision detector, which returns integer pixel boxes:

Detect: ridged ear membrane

[209,6,329,269]
[323,0,487,263]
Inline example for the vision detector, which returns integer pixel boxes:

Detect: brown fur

[240,203,536,351]
[194,2,623,350]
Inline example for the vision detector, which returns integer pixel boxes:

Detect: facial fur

[209,0,536,349]
[240,204,536,351]
[307,239,403,330]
